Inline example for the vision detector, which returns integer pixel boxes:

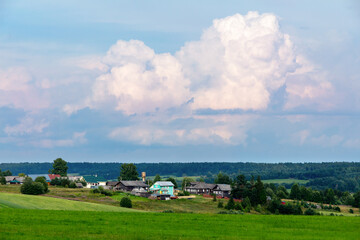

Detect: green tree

[120,197,132,208]
[255,176,266,205]
[21,177,45,195]
[118,163,139,181]
[18,173,26,177]
[225,197,235,210]
[51,158,68,176]
[290,184,301,200]
[214,172,232,184]
[35,176,48,193]
[0,176,6,185]
[1,170,12,176]
[166,177,178,188]
[181,177,194,190]
[352,191,360,208]
[153,174,161,183]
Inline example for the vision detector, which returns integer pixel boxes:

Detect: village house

[150,181,175,198]
[115,181,149,192]
[185,182,231,197]
[5,176,25,184]
[83,175,107,188]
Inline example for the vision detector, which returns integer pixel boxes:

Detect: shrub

[217,201,224,208]
[120,197,132,208]
[255,204,262,213]
[162,210,174,213]
[35,176,49,193]
[21,178,45,195]
[304,208,316,215]
[225,197,235,210]
[69,182,77,188]
[349,209,354,214]
[234,203,244,211]
[218,210,243,215]
[0,176,6,185]
[334,206,341,212]
[91,188,100,194]
[213,194,217,202]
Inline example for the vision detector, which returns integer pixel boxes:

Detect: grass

[1,209,359,240]
[0,192,139,212]
[263,179,309,184]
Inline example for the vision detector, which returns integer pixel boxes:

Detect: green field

[0,192,139,212]
[262,179,309,184]
[1,209,359,240]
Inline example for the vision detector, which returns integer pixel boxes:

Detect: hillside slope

[0,192,139,212]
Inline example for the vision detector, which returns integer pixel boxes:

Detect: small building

[185,182,216,195]
[83,175,107,189]
[5,176,25,184]
[116,181,149,192]
[185,182,231,197]
[150,181,174,196]
[212,184,231,198]
[106,181,120,190]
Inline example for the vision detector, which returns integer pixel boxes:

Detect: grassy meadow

[0,192,139,212]
[1,208,360,240]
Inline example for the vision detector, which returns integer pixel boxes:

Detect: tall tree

[118,163,139,181]
[153,174,161,183]
[214,172,232,184]
[290,184,301,200]
[51,158,68,176]
[182,177,194,190]
[166,177,178,188]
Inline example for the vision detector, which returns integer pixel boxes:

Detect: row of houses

[3,174,231,199]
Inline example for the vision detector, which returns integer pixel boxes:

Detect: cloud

[0,67,49,110]
[31,131,87,148]
[177,12,298,111]
[4,116,49,136]
[67,11,333,117]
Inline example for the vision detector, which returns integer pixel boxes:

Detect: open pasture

[0,192,139,212]
[1,209,359,240]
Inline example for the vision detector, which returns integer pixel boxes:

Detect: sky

[0,0,360,163]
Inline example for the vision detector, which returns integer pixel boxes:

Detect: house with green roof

[150,181,174,196]
[83,175,107,189]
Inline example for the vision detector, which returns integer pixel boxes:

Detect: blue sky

[0,0,360,163]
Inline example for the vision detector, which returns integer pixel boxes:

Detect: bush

[35,176,49,193]
[334,206,341,212]
[120,197,132,208]
[162,210,174,213]
[218,210,243,215]
[234,203,244,211]
[69,182,77,188]
[21,178,45,195]
[225,197,235,210]
[91,188,100,194]
[0,176,6,185]
[217,201,224,208]
[213,194,217,202]
[304,208,316,215]
[349,209,354,214]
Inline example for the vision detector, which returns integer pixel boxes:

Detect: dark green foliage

[166,177,178,188]
[214,172,232,184]
[51,158,68,176]
[60,178,71,187]
[69,182,77,188]
[304,208,316,215]
[234,202,243,211]
[91,188,100,194]
[217,201,223,208]
[333,206,341,212]
[225,197,235,210]
[268,200,303,215]
[153,174,161,183]
[349,209,354,213]
[50,177,61,186]
[120,197,132,208]
[21,178,45,195]
[0,176,6,185]
[213,194,217,202]
[119,163,139,181]
[0,169,12,176]
[352,191,360,208]
[290,184,301,200]
[181,177,194,190]
[35,176,48,193]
